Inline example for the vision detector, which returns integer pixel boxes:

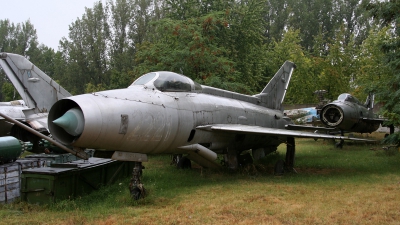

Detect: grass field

[1,135,400,225]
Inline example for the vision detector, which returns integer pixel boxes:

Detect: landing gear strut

[284,137,297,173]
[336,130,344,148]
[129,162,146,200]
[111,151,148,200]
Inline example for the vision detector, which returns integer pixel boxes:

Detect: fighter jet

[0,52,71,152]
[318,93,387,133]
[286,92,393,139]
[0,100,29,136]
[45,61,374,199]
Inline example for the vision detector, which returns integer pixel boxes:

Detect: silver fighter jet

[47,61,373,199]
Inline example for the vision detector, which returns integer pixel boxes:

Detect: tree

[0,19,39,101]
[134,13,239,90]
[134,0,268,94]
[59,1,110,94]
[266,29,318,104]
[353,27,391,101]
[365,0,400,144]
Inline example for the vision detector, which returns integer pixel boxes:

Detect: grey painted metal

[286,92,388,135]
[320,93,383,133]
[0,52,71,113]
[0,112,88,160]
[0,99,48,136]
[0,100,26,136]
[179,144,218,162]
[47,61,373,168]
[0,53,74,152]
[111,152,148,162]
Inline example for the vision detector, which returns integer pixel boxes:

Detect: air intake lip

[321,105,344,127]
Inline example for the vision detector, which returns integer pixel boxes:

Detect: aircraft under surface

[41,59,374,199]
[0,52,71,152]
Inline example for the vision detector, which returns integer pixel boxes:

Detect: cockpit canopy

[337,93,362,105]
[130,71,202,92]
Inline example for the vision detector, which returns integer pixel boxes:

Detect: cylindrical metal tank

[0,136,30,163]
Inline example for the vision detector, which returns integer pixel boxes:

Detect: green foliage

[1,82,19,101]
[134,0,268,93]
[0,19,40,101]
[266,29,318,104]
[365,0,400,145]
[85,82,107,93]
[133,13,241,90]
[0,19,38,55]
[354,27,391,101]
[1,0,396,112]
[57,1,110,94]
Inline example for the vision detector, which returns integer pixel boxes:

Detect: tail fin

[254,61,296,110]
[0,52,71,113]
[364,92,375,110]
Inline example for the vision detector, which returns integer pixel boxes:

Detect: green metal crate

[21,157,134,204]
[24,150,95,166]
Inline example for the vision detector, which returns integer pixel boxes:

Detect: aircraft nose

[53,108,84,136]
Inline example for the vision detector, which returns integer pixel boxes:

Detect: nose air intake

[321,105,344,127]
[53,108,84,136]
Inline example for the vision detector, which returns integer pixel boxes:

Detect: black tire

[274,159,285,176]
[177,156,191,169]
[130,186,145,200]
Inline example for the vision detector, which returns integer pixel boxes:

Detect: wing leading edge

[197,124,376,142]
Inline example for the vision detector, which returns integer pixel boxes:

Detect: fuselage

[320,93,380,133]
[48,72,292,155]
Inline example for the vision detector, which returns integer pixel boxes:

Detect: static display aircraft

[286,92,393,144]
[43,60,373,199]
[0,52,71,152]
[286,91,395,148]
[318,93,386,133]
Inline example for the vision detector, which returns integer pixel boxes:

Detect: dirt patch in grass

[295,167,351,175]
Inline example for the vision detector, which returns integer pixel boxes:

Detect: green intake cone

[53,107,84,136]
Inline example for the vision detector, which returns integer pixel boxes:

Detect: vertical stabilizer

[0,52,71,113]
[364,92,375,111]
[254,61,296,110]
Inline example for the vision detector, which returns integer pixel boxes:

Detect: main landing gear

[129,162,146,200]
[284,137,296,173]
[274,137,297,175]
[111,151,148,201]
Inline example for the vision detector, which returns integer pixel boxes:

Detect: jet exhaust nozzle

[53,107,84,136]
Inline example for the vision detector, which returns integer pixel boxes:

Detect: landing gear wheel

[335,141,343,149]
[130,185,146,200]
[274,159,285,176]
[177,156,191,169]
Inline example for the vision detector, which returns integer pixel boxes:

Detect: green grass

[1,137,400,224]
